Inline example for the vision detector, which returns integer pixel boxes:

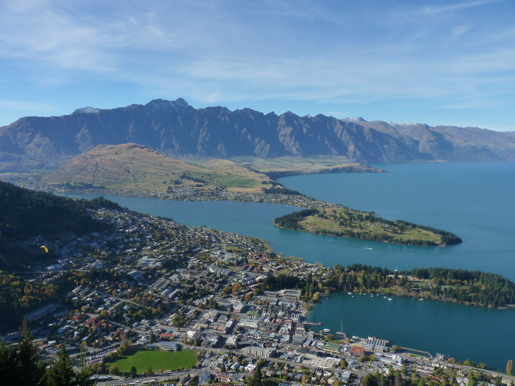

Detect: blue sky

[0,0,514,131]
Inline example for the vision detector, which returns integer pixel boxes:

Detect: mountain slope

[0,181,119,243]
[37,143,277,193]
[1,98,514,172]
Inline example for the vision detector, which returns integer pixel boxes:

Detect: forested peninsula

[263,264,515,309]
[274,208,462,246]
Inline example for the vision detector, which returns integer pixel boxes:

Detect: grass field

[295,208,443,245]
[106,349,197,373]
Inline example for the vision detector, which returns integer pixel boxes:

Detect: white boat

[388,298,393,301]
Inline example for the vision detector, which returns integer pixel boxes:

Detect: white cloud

[419,0,501,16]
[0,99,55,113]
[0,0,513,130]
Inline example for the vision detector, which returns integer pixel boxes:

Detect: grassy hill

[38,143,277,194]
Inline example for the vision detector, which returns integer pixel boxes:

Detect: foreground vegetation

[0,321,94,385]
[274,208,462,246]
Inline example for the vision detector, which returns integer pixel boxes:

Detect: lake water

[307,292,514,370]
[278,162,515,281]
[69,161,515,370]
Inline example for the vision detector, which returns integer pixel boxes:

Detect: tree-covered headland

[274,208,462,246]
[262,264,515,308]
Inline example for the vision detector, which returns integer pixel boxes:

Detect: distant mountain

[37,143,277,193]
[1,98,514,172]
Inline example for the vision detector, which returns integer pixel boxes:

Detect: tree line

[259,264,515,308]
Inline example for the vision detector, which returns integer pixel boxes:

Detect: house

[198,370,212,385]
[351,346,366,357]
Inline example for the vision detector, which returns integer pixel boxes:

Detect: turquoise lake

[69,161,515,370]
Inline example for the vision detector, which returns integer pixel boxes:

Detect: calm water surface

[278,162,515,281]
[69,162,515,370]
[307,293,514,369]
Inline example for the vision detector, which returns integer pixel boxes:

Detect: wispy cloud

[0,0,513,130]
[419,0,501,16]
[0,99,55,113]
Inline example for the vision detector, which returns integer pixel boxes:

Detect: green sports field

[106,349,197,373]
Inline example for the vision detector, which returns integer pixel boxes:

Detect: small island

[274,207,462,246]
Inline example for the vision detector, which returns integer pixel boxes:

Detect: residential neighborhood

[2,207,514,386]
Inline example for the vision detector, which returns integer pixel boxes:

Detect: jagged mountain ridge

[0,98,514,172]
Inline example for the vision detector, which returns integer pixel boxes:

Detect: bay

[280,162,515,370]
[307,293,514,370]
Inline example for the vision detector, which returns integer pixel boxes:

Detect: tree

[109,366,119,375]
[361,373,378,386]
[146,366,154,376]
[0,319,46,386]
[247,361,263,386]
[130,366,137,378]
[507,359,513,376]
[43,344,94,386]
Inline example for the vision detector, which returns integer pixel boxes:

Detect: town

[2,207,514,386]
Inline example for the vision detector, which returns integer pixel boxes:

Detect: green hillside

[38,143,277,194]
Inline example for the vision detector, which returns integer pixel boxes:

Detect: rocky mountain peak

[72,106,100,114]
[145,98,191,112]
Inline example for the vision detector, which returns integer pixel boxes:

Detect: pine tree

[43,344,93,386]
[0,319,46,386]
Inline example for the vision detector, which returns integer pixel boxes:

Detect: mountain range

[1,98,514,172]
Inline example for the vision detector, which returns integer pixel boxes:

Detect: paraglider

[40,245,49,253]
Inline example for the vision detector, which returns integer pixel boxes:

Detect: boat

[388,298,393,301]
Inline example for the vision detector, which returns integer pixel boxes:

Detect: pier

[399,346,433,358]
